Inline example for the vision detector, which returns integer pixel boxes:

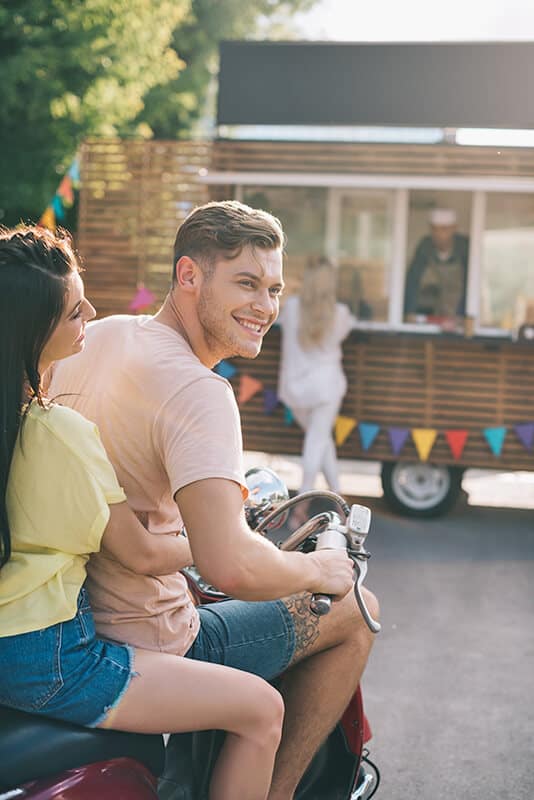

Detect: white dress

[277,295,355,411]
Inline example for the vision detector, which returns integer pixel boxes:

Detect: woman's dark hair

[0,225,79,568]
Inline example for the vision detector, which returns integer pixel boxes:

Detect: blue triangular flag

[358,422,380,452]
[68,159,80,184]
[284,406,294,426]
[52,194,65,221]
[214,360,237,380]
[483,426,507,456]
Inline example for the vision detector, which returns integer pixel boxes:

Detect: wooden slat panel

[212,140,534,177]
[230,329,534,471]
[78,139,211,317]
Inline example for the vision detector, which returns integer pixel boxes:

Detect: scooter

[0,468,380,800]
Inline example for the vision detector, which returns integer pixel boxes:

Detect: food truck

[78,41,534,516]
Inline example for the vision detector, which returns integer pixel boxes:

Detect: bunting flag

[263,388,279,414]
[514,422,534,452]
[214,360,237,380]
[38,206,56,232]
[388,427,409,456]
[445,429,469,460]
[411,428,438,462]
[238,374,263,405]
[38,157,80,232]
[284,406,294,425]
[129,285,156,312]
[57,175,74,206]
[209,356,534,462]
[335,415,357,447]
[358,422,380,451]
[483,426,507,456]
[51,194,66,221]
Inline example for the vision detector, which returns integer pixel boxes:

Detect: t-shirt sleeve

[153,375,248,500]
[20,408,127,556]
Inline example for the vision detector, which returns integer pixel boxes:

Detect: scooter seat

[0,704,165,791]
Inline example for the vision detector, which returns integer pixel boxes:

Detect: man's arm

[176,478,354,601]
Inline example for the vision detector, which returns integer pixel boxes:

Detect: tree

[0,0,189,224]
[0,0,316,225]
[138,0,316,139]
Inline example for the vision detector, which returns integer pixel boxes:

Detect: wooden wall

[78,139,210,318]
[231,328,534,470]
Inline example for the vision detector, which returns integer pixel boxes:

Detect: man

[404,207,469,319]
[50,200,378,799]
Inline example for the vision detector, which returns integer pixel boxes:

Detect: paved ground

[359,496,534,800]
[245,453,534,799]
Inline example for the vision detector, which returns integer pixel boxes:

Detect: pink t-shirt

[49,315,246,654]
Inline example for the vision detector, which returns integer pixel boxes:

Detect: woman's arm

[101,501,193,575]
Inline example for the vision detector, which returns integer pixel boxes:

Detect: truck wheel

[381,461,463,518]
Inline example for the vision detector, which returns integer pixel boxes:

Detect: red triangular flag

[238,374,263,405]
[445,429,468,460]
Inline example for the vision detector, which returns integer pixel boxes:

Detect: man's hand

[306,549,354,601]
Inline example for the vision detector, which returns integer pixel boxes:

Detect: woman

[0,225,283,800]
[277,257,356,495]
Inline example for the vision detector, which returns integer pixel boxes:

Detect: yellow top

[0,402,126,636]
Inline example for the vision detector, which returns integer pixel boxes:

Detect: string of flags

[38,159,80,232]
[215,359,534,461]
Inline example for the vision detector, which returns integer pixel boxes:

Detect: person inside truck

[404,208,469,320]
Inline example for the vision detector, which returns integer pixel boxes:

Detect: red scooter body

[0,705,164,799]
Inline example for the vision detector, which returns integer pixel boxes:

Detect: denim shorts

[184,598,296,680]
[0,587,135,728]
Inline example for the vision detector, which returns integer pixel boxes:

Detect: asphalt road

[359,496,534,800]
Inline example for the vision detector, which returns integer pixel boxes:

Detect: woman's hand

[101,502,193,575]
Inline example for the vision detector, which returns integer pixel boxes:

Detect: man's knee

[333,585,380,647]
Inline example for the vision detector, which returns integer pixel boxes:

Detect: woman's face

[40,271,96,372]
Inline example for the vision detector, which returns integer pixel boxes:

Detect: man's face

[197,245,284,361]
[430,224,456,252]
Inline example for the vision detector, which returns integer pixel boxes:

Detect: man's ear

[175,256,201,291]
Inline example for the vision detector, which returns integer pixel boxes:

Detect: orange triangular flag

[411,428,437,461]
[335,415,357,447]
[445,429,468,460]
[238,374,263,405]
[38,206,56,232]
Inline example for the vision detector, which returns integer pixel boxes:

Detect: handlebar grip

[310,593,332,616]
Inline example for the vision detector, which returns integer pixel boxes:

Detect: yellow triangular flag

[38,206,56,232]
[411,428,438,461]
[335,415,357,447]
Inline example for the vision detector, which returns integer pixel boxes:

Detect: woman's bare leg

[99,648,284,800]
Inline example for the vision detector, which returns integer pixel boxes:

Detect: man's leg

[268,586,379,800]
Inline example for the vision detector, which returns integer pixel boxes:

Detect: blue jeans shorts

[184,598,296,680]
[0,587,135,728]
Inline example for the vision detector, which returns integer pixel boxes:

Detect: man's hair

[172,200,285,285]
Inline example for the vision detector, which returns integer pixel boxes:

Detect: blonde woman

[277,257,356,494]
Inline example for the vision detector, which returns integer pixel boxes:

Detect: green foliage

[0,0,315,224]
[0,0,189,224]
[138,0,316,139]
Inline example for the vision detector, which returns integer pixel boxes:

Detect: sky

[294,0,534,41]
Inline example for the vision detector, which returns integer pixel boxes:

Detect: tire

[381,461,463,518]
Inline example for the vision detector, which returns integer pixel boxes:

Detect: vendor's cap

[429,208,457,226]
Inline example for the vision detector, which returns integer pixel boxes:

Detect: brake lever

[351,554,381,634]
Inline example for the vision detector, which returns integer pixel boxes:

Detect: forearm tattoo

[283,593,320,662]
